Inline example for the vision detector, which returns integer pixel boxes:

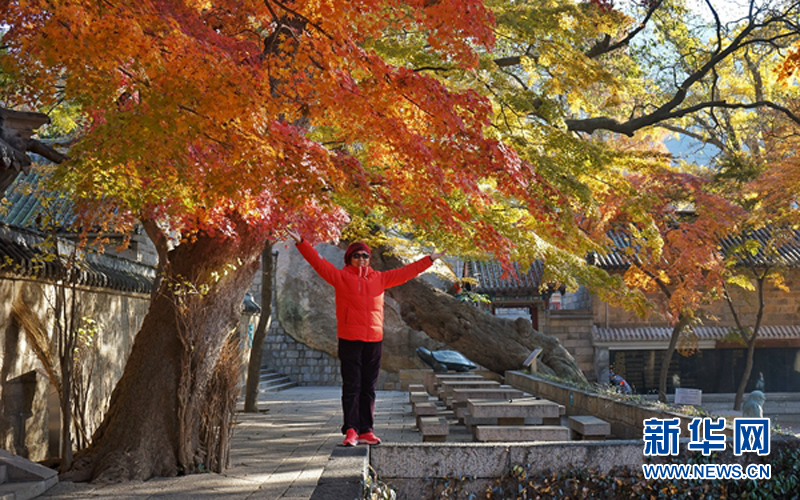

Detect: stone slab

[464,416,496,432]
[316,446,368,485]
[407,384,425,393]
[439,380,501,399]
[412,401,438,416]
[569,415,611,439]
[451,387,525,403]
[425,372,488,396]
[409,391,430,403]
[468,399,561,419]
[372,441,648,500]
[370,441,645,480]
[419,416,449,439]
[474,425,570,442]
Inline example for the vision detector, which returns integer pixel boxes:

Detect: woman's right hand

[286,229,302,243]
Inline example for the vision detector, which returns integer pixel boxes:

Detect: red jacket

[296,240,433,342]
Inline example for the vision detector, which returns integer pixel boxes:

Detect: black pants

[338,338,382,435]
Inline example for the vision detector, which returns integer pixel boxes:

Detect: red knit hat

[344,242,371,265]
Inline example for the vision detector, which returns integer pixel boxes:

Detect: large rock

[274,241,444,373]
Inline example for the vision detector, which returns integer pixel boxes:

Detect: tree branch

[586,0,665,59]
[656,123,726,150]
[565,3,800,136]
[27,138,69,164]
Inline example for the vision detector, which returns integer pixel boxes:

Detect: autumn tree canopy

[3,0,800,481]
[1,0,569,481]
[1,0,558,260]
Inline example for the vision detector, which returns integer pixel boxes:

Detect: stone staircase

[0,450,58,500]
[258,367,297,393]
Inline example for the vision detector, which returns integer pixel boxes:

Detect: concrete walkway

[40,387,413,500]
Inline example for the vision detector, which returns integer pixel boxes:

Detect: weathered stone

[568,415,610,440]
[413,402,438,417]
[467,399,561,420]
[474,425,570,442]
[419,416,449,442]
[452,387,525,403]
[409,392,429,404]
[439,380,501,399]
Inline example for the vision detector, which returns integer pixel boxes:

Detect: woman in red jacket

[289,231,444,446]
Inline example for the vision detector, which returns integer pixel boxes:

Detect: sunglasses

[351,252,370,259]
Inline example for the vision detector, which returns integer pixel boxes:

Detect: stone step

[409,392,430,404]
[467,399,562,420]
[451,387,525,404]
[424,372,487,395]
[413,401,439,417]
[259,372,287,382]
[0,465,6,485]
[474,425,570,442]
[568,416,611,440]
[419,416,449,443]
[260,380,297,393]
[258,368,296,392]
[0,450,58,500]
[439,380,501,399]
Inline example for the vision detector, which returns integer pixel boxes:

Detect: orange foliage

[592,169,744,322]
[1,0,551,260]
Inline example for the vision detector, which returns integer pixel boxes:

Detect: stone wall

[261,316,342,387]
[0,277,150,461]
[560,286,592,310]
[1,276,258,461]
[540,309,595,380]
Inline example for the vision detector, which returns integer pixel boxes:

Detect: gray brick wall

[561,286,592,310]
[261,318,342,386]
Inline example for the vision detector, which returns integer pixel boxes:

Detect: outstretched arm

[289,231,340,286]
[382,249,445,289]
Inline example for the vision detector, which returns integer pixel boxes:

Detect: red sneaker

[358,431,381,445]
[342,428,358,447]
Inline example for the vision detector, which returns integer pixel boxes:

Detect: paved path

[35,386,800,499]
[41,387,413,500]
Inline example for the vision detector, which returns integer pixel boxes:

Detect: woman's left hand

[431,250,447,261]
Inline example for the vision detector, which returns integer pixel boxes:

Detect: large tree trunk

[244,242,274,413]
[375,253,587,384]
[64,221,264,483]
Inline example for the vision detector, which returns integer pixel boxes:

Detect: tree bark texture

[375,253,587,383]
[244,243,274,413]
[67,221,264,482]
[734,276,765,411]
[658,314,691,403]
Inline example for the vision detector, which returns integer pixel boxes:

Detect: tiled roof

[455,259,544,296]
[592,325,800,343]
[0,224,155,294]
[719,228,800,267]
[590,228,800,270]
[1,170,78,229]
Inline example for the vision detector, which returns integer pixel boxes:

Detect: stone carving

[742,390,766,418]
[415,347,478,373]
